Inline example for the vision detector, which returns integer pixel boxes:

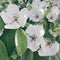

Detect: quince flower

[46,6,59,22]
[26,24,45,52]
[29,0,49,22]
[38,39,59,56]
[0,4,29,29]
[29,8,44,22]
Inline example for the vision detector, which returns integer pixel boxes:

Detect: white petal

[6,4,19,17]
[32,0,40,8]
[26,25,45,52]
[32,0,40,5]
[18,8,29,27]
[0,11,13,24]
[39,25,45,37]
[39,37,46,50]
[19,8,29,20]
[38,42,59,56]
[5,22,20,29]
[46,13,57,22]
[51,6,59,13]
[26,35,46,52]
[46,7,59,22]
[29,8,44,22]
[29,9,40,22]
[32,0,48,11]
[26,24,45,37]
[35,37,46,50]
[27,35,39,52]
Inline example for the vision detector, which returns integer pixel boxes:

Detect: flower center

[13,13,19,21]
[35,14,39,18]
[36,15,39,18]
[31,34,37,41]
[27,33,37,41]
[46,40,53,47]
[40,0,43,1]
[50,16,53,19]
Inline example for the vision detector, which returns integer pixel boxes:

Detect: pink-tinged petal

[27,35,39,52]
[6,4,19,18]
[26,24,45,37]
[0,11,13,24]
[38,42,59,56]
[5,22,20,29]
[18,8,29,27]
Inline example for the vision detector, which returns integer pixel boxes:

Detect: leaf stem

[49,56,51,60]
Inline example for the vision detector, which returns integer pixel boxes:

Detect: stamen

[13,13,20,21]
[50,16,53,19]
[36,15,39,18]
[31,34,37,41]
[26,33,37,41]
[46,40,53,48]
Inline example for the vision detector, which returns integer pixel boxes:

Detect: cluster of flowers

[0,0,60,56]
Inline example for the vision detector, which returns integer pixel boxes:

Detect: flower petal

[27,35,39,52]
[26,24,45,37]
[38,42,59,56]
[18,8,29,27]
[29,9,40,22]
[29,8,44,22]
[0,11,13,24]
[6,4,19,18]
[5,22,20,29]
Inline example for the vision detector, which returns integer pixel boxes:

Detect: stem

[55,55,59,60]
[49,56,51,60]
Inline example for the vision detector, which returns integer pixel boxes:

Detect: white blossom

[29,8,44,22]
[29,0,50,22]
[46,6,59,22]
[38,39,59,56]
[32,0,49,11]
[0,4,29,29]
[29,0,44,22]
[51,0,60,7]
[26,24,45,52]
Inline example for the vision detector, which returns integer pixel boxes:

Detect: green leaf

[21,49,33,60]
[43,18,50,32]
[51,46,60,60]
[0,40,8,60]
[0,16,5,29]
[0,6,3,12]
[44,9,51,16]
[0,0,6,3]
[33,52,49,60]
[47,47,60,60]
[15,28,27,56]
[48,55,60,60]
[56,15,60,24]
[11,49,18,60]
[0,29,16,56]
[33,52,42,60]
[54,27,60,35]
[44,32,53,39]
[56,36,60,43]
[50,23,54,31]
